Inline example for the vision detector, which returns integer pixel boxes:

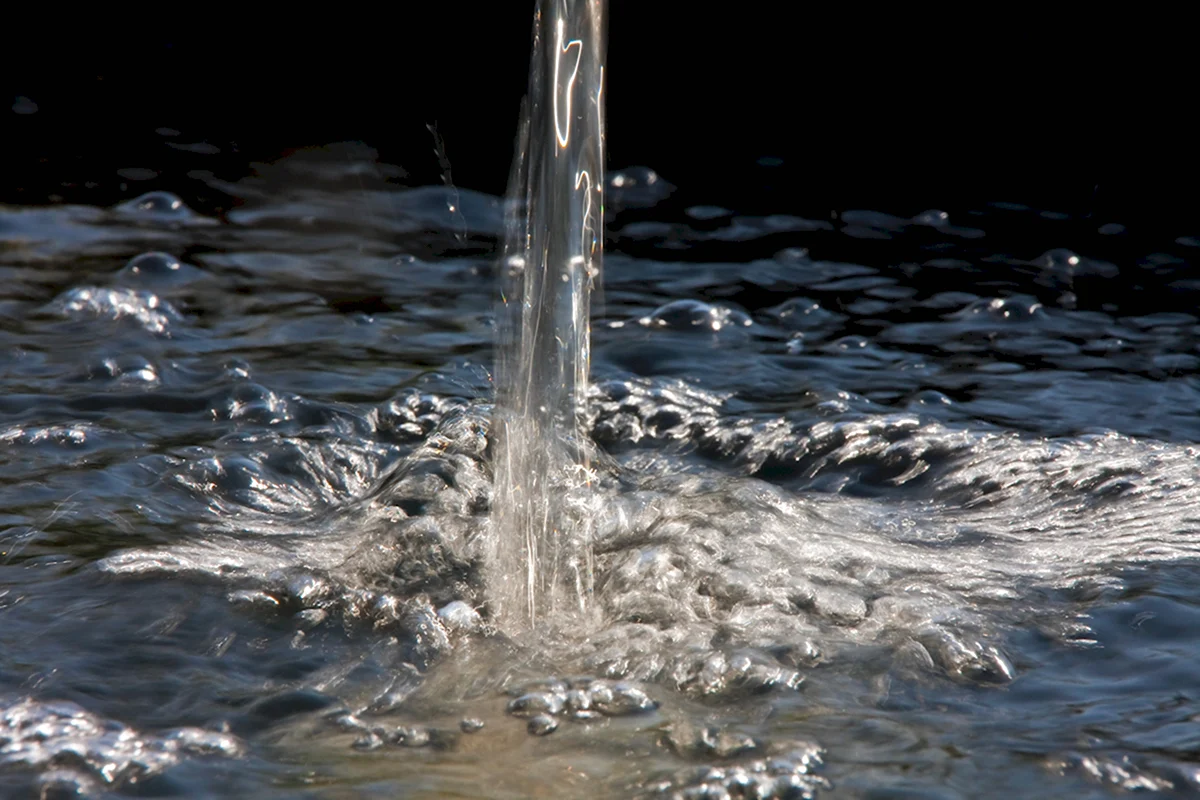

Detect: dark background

[2,6,1190,226]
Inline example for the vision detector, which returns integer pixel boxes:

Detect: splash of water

[490,0,606,630]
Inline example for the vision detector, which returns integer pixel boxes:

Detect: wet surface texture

[3,143,1200,797]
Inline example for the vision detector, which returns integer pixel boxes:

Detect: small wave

[51,286,183,335]
[0,696,241,796]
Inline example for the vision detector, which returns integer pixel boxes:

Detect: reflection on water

[3,133,1200,800]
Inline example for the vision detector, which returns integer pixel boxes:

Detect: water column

[491,0,606,631]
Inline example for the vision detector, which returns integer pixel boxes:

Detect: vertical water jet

[490,0,606,631]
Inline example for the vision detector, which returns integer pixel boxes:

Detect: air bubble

[437,600,482,632]
[507,692,565,718]
[117,251,207,289]
[607,166,675,210]
[527,714,559,736]
[768,297,839,331]
[912,209,950,226]
[125,251,181,276]
[640,300,752,333]
[117,190,190,217]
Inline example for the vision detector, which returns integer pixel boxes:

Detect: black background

[2,6,1190,226]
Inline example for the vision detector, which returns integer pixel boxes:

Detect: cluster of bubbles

[0,697,240,797]
[504,676,659,736]
[643,725,828,800]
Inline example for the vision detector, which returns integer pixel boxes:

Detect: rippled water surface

[4,143,1200,798]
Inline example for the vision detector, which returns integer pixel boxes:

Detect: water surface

[3,135,1200,797]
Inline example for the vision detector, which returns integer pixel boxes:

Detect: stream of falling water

[490,0,606,631]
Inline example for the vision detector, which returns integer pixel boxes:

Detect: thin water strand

[491,0,606,631]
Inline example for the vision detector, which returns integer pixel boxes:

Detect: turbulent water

[4,136,1200,797]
